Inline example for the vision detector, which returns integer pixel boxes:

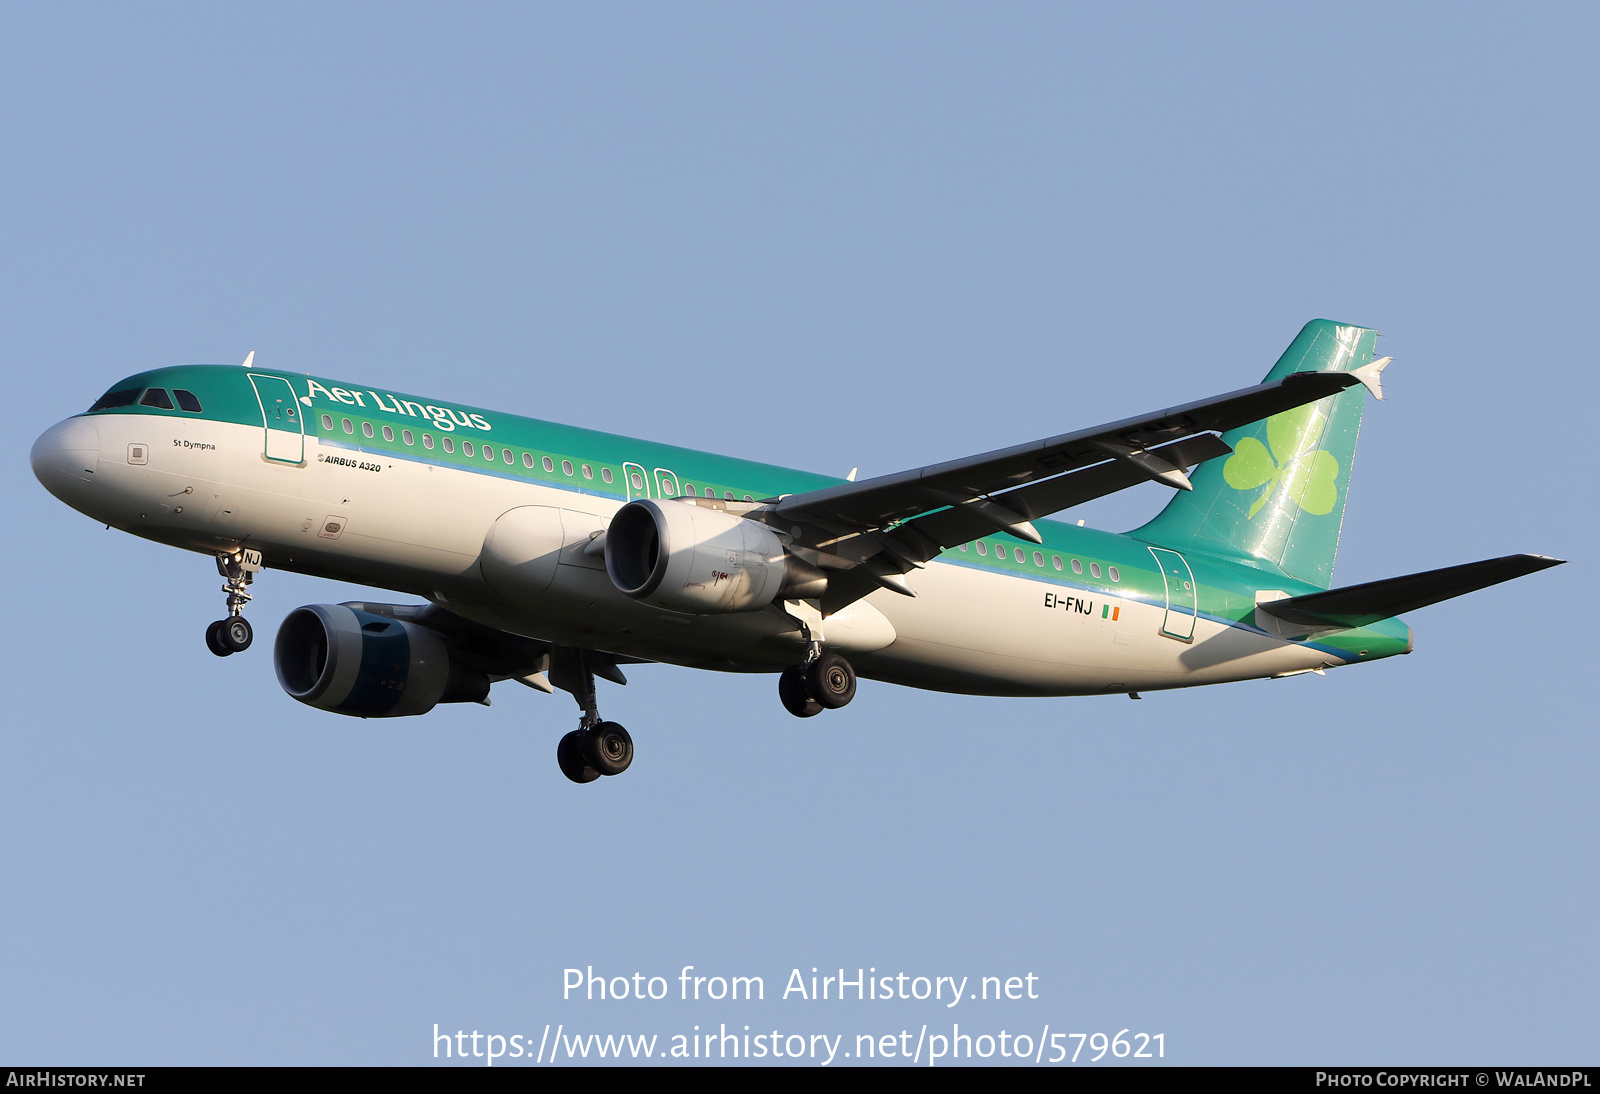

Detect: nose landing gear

[206,549,262,657]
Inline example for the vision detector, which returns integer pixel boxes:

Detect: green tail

[1130,319,1380,588]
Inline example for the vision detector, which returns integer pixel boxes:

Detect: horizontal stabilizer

[1259,554,1565,629]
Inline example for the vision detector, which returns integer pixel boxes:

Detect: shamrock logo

[1222,404,1340,519]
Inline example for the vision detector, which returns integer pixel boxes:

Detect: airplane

[30,319,1563,784]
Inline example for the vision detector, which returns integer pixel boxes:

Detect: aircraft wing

[748,369,1376,610]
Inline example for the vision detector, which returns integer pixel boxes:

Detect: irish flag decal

[1102,605,1121,621]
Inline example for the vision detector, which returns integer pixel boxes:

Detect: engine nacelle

[274,604,490,718]
[605,499,825,613]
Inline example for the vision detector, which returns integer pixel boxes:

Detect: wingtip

[1350,356,1390,400]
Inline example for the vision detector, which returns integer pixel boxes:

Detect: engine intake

[274,603,490,717]
[605,499,825,613]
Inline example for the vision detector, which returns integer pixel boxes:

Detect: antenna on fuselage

[240,351,255,369]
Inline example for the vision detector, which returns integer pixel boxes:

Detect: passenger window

[582,464,593,479]
[976,542,987,556]
[382,426,394,442]
[402,429,414,445]
[1034,551,1045,567]
[503,448,514,465]
[423,434,434,449]
[602,468,614,484]
[562,460,573,476]
[89,387,140,411]
[462,441,474,457]
[683,483,695,495]
[1091,563,1102,579]
[743,495,752,501]
[543,457,555,472]
[1052,555,1063,570]
[321,414,334,430]
[706,488,716,498]
[630,472,644,489]
[958,543,968,552]
[724,491,734,500]
[173,389,203,413]
[139,388,174,409]
[1071,559,1083,574]
[342,418,353,434]
[523,452,534,468]
[1109,566,1120,582]
[443,437,454,453]
[362,422,374,438]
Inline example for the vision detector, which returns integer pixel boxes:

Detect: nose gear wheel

[205,549,263,656]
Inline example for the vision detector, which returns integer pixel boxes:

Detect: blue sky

[3,2,1594,1065]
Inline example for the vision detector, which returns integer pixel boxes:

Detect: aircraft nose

[31,417,100,504]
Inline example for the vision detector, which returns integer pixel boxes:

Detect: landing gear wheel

[779,666,823,718]
[220,616,253,653]
[805,652,856,709]
[205,620,233,658]
[585,722,634,776]
[557,731,600,784]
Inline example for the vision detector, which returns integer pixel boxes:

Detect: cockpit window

[89,387,140,412]
[139,388,175,410]
[173,389,202,413]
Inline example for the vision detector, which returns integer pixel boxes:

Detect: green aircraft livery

[31,320,1562,783]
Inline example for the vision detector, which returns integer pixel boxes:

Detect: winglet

[241,350,256,370]
[1350,356,1390,400]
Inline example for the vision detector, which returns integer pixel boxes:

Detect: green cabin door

[248,374,305,464]
[1147,546,1197,641]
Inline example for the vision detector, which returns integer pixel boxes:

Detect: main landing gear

[778,651,857,718]
[206,548,263,657]
[550,647,634,784]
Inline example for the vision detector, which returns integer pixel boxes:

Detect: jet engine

[274,603,491,717]
[604,499,826,614]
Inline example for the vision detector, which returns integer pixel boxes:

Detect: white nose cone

[31,417,100,509]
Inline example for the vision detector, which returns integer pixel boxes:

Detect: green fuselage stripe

[85,363,1413,664]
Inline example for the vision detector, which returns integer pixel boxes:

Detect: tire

[805,652,856,709]
[778,666,823,718]
[221,616,253,653]
[557,731,600,784]
[205,619,233,658]
[585,722,634,776]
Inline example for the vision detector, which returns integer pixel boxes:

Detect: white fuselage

[36,411,1340,696]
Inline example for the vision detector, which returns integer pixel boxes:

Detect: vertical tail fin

[1129,319,1381,588]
